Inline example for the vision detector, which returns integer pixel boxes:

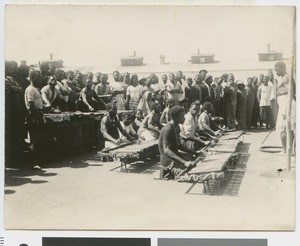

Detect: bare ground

[4,129,295,231]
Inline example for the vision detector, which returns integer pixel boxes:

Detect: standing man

[223,74,237,129]
[110,71,127,110]
[257,75,274,129]
[258,74,264,86]
[236,81,247,130]
[18,60,30,91]
[126,74,141,110]
[251,76,260,128]
[25,70,47,166]
[113,70,120,82]
[268,71,278,125]
[158,74,169,109]
[274,61,295,154]
[95,73,112,95]
[5,61,25,166]
[92,72,101,91]
[184,77,193,104]
[176,70,187,105]
[199,69,208,80]
[214,77,223,118]
[74,71,85,89]
[199,73,209,104]
[40,63,51,89]
[204,75,215,103]
[245,77,256,130]
[166,73,183,103]
[190,74,202,103]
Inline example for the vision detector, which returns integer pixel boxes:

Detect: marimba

[108,140,159,169]
[184,130,246,195]
[188,153,233,175]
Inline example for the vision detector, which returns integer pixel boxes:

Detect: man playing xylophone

[101,102,135,148]
[180,101,210,151]
[158,105,223,182]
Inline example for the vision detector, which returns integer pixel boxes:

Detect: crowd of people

[5,59,295,174]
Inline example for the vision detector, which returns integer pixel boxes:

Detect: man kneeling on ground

[198,102,223,138]
[180,101,210,151]
[158,105,224,182]
[101,102,135,148]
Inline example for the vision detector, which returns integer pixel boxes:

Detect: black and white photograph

[4,4,296,230]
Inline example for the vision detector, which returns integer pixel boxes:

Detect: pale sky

[5,5,295,66]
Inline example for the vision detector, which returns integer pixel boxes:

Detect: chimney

[133,51,136,57]
[198,49,200,55]
[50,53,53,60]
[267,44,270,52]
[160,55,165,65]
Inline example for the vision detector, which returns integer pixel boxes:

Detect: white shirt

[180,112,198,138]
[126,85,141,102]
[41,85,62,107]
[24,85,43,110]
[198,111,210,131]
[257,85,272,106]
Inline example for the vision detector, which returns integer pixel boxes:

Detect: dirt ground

[4,129,295,231]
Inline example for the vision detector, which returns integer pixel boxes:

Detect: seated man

[180,102,210,151]
[101,103,135,148]
[198,102,222,138]
[160,99,177,125]
[132,109,144,133]
[41,76,66,113]
[119,114,139,142]
[159,106,223,182]
[76,79,104,112]
[138,102,163,141]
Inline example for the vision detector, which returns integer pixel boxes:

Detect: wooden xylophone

[179,130,246,195]
[108,140,159,168]
[188,153,233,175]
[204,130,245,154]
